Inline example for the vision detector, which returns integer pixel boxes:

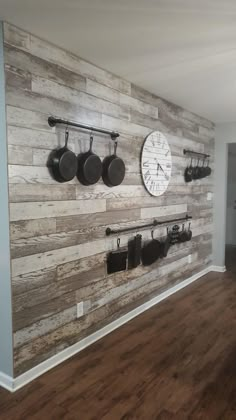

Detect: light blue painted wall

[0,21,13,377]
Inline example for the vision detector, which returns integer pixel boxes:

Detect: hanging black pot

[162,227,172,257]
[186,222,192,241]
[77,134,102,185]
[48,128,78,183]
[184,158,193,183]
[102,140,125,187]
[141,230,162,266]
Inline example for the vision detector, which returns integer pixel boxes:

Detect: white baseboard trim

[0,372,14,392]
[0,264,220,392]
[211,265,226,273]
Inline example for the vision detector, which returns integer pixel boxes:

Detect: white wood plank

[141,204,188,220]
[10,199,106,221]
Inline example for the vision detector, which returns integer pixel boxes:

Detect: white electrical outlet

[207,192,213,201]
[77,302,84,318]
[188,254,192,264]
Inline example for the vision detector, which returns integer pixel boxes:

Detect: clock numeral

[142,160,149,167]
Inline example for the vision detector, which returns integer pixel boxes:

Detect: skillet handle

[113,140,118,156]
[89,135,93,152]
[65,128,69,148]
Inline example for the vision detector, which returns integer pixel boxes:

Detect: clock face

[141,131,172,197]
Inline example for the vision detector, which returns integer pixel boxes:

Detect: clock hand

[159,164,169,180]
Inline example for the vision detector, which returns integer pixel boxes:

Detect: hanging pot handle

[117,237,120,248]
[89,134,93,152]
[113,140,118,156]
[151,230,154,239]
[64,128,69,148]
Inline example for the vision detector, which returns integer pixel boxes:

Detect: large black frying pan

[48,129,77,183]
[142,230,162,266]
[77,135,102,185]
[102,140,125,187]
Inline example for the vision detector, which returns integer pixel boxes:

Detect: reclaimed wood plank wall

[3,22,215,377]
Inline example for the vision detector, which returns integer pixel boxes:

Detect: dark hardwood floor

[225,245,236,273]
[1,269,236,419]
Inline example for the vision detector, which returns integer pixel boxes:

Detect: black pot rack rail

[48,116,120,140]
[183,149,210,158]
[106,214,192,236]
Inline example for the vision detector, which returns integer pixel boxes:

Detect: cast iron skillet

[142,230,162,266]
[48,129,77,183]
[102,140,125,187]
[77,134,102,185]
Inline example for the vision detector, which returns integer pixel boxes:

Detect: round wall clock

[141,131,172,197]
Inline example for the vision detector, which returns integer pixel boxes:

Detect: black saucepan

[162,227,172,258]
[179,223,189,243]
[142,230,162,266]
[102,140,125,187]
[186,222,192,241]
[205,159,212,177]
[184,158,193,183]
[77,134,102,185]
[48,129,77,182]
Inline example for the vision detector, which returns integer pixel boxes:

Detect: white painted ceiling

[1,0,236,123]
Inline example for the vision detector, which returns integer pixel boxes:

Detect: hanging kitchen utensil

[162,227,172,257]
[170,224,180,245]
[192,158,200,180]
[141,230,162,266]
[186,222,192,241]
[179,223,189,243]
[128,234,142,269]
[205,158,211,177]
[107,237,128,274]
[200,157,207,178]
[102,139,126,187]
[48,128,78,182]
[184,157,193,183]
[77,133,102,185]
[198,158,205,179]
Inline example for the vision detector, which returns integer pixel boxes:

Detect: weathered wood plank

[5,44,86,93]
[56,208,141,233]
[140,204,187,220]
[10,218,56,240]
[6,106,52,132]
[32,76,130,121]
[8,145,33,165]
[9,184,76,203]
[6,86,102,128]
[10,199,106,221]
[29,33,131,94]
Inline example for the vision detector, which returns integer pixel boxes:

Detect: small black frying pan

[48,129,77,183]
[77,134,102,185]
[102,140,125,187]
[142,230,162,266]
